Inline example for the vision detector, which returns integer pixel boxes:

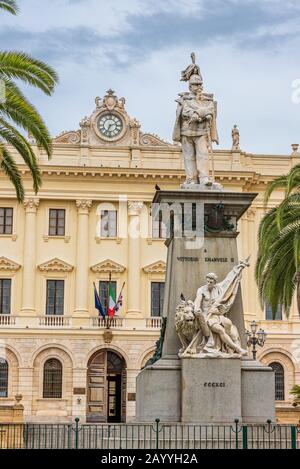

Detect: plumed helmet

[189,73,203,86]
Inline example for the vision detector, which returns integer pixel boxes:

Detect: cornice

[17,165,263,182]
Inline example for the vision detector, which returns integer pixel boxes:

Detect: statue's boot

[199,175,213,187]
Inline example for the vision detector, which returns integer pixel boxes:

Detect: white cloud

[1,0,300,154]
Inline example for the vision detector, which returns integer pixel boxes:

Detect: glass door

[107,374,121,423]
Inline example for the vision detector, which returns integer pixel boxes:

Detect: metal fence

[0,419,298,449]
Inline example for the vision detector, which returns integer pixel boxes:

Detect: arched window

[269,362,285,401]
[43,359,62,398]
[0,359,8,397]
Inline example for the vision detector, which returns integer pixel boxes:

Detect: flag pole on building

[106,272,111,329]
[93,282,106,319]
[115,282,125,314]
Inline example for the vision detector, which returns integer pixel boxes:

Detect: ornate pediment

[0,256,21,271]
[53,89,176,148]
[53,130,81,144]
[143,260,166,274]
[38,258,74,272]
[91,259,126,273]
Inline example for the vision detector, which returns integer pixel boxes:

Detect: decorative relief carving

[128,201,144,216]
[38,258,74,272]
[95,89,126,112]
[129,118,141,145]
[140,133,171,147]
[245,208,256,221]
[23,198,39,211]
[54,130,81,144]
[143,260,166,274]
[0,256,21,271]
[76,200,92,211]
[91,259,126,273]
[79,116,91,144]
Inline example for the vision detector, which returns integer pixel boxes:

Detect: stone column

[74,200,92,317]
[127,202,143,317]
[21,198,39,316]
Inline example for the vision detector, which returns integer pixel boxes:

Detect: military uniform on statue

[136,53,275,424]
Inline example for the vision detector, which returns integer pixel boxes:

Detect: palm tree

[256,164,300,318]
[0,1,58,201]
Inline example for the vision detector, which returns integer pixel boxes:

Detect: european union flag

[93,282,106,318]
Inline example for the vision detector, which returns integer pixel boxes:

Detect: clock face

[97,113,123,139]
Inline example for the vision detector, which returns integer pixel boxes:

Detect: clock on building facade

[97,113,123,139]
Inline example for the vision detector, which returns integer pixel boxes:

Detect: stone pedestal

[181,358,241,423]
[136,359,181,422]
[241,359,275,423]
[136,189,276,424]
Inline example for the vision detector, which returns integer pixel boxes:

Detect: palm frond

[0,51,58,95]
[0,0,18,15]
[0,80,52,157]
[264,175,288,206]
[0,119,41,193]
[286,164,300,196]
[0,143,24,201]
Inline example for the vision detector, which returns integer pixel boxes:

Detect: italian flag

[108,282,116,317]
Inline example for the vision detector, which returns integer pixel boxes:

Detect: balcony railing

[38,316,71,327]
[0,315,16,326]
[0,314,162,330]
[145,317,162,328]
[91,317,124,328]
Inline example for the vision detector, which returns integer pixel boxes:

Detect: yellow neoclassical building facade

[0,89,299,423]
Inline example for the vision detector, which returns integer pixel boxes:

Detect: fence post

[234,419,239,449]
[291,426,297,450]
[74,418,80,450]
[155,419,160,450]
[242,426,248,449]
[24,423,29,449]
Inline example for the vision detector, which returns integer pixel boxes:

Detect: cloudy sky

[1,0,300,154]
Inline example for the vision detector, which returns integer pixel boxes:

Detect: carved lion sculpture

[175,300,199,354]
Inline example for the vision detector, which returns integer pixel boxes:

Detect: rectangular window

[46,280,64,315]
[151,282,165,317]
[99,281,117,314]
[152,211,167,239]
[265,302,282,320]
[49,209,65,236]
[0,208,13,235]
[0,279,11,315]
[101,210,117,237]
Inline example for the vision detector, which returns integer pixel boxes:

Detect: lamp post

[245,320,267,360]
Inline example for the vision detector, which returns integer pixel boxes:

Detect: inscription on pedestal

[204,257,235,263]
[182,358,242,423]
[177,257,199,262]
[204,382,226,388]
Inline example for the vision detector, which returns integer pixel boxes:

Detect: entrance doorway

[87,349,126,423]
